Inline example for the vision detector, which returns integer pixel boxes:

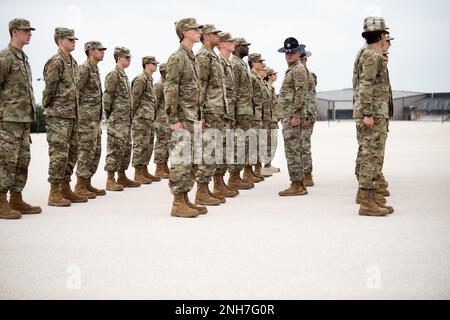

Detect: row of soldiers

[0,17,319,219]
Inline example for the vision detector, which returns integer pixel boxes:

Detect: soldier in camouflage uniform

[262,68,281,175]
[104,46,141,191]
[258,64,272,178]
[195,24,237,206]
[277,37,309,197]
[43,27,88,206]
[74,41,107,199]
[247,53,266,182]
[152,63,171,180]
[165,17,207,218]
[353,17,394,216]
[299,51,317,187]
[0,18,41,219]
[131,56,162,185]
[218,33,253,191]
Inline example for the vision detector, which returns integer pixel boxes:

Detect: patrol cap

[219,32,235,42]
[248,53,265,62]
[175,17,203,33]
[9,18,35,31]
[54,27,78,40]
[363,16,389,32]
[267,68,277,76]
[114,46,131,58]
[278,37,305,54]
[234,37,251,46]
[159,63,167,73]
[84,41,107,52]
[301,50,312,59]
[201,24,221,36]
[385,33,395,41]
[142,56,159,65]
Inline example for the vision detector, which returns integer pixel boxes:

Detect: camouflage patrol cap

[385,33,395,41]
[248,53,265,62]
[201,24,221,36]
[219,32,235,42]
[54,27,78,40]
[267,68,277,76]
[114,46,131,58]
[84,41,107,52]
[234,37,251,46]
[300,50,312,59]
[175,17,203,33]
[9,18,35,31]
[142,56,159,65]
[363,16,389,32]
[159,63,167,73]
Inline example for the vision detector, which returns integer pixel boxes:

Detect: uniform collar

[8,43,26,61]
[115,65,127,77]
[180,44,196,60]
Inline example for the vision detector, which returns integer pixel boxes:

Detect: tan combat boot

[184,192,207,214]
[213,175,239,198]
[143,166,161,182]
[154,163,169,179]
[304,171,314,187]
[264,163,280,174]
[61,181,88,203]
[253,164,265,181]
[117,170,141,188]
[163,162,170,175]
[356,188,386,204]
[48,183,71,207]
[376,186,390,197]
[0,192,21,219]
[374,197,394,214]
[195,182,222,206]
[358,189,389,217]
[9,192,42,215]
[227,171,254,190]
[379,173,389,188]
[106,171,124,191]
[74,177,96,199]
[243,165,261,183]
[260,166,273,177]
[171,193,200,218]
[134,166,153,185]
[86,177,106,196]
[279,181,308,196]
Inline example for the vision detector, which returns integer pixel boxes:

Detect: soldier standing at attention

[74,41,107,199]
[299,51,317,187]
[131,56,162,185]
[165,17,207,218]
[230,38,255,189]
[0,18,41,219]
[353,17,393,216]
[104,47,141,191]
[277,37,309,197]
[152,63,171,180]
[258,64,273,178]
[43,27,88,206]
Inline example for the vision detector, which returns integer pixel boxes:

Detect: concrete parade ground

[0,121,449,299]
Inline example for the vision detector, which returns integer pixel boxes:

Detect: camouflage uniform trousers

[266,121,279,164]
[169,120,198,195]
[46,116,78,183]
[75,120,102,179]
[132,117,153,168]
[105,120,132,172]
[300,121,315,173]
[281,118,304,182]
[215,118,239,176]
[251,120,263,165]
[196,113,225,183]
[151,120,171,164]
[234,114,253,171]
[0,122,31,193]
[355,117,388,189]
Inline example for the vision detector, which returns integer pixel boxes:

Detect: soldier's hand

[291,117,301,127]
[303,120,311,127]
[170,122,183,131]
[363,116,375,128]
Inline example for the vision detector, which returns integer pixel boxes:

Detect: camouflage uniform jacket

[278,60,308,119]
[305,69,318,121]
[261,80,272,121]
[230,55,253,116]
[164,44,202,125]
[103,66,132,123]
[42,49,79,119]
[219,55,236,121]
[0,44,35,122]
[131,71,156,121]
[268,84,280,122]
[78,59,102,121]
[196,45,227,116]
[154,80,167,123]
[249,69,263,121]
[352,45,390,119]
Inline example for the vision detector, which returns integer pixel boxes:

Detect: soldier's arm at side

[164,55,181,125]
[0,54,12,87]
[42,59,62,109]
[196,53,210,109]
[359,53,379,117]
[292,67,308,120]
[131,77,145,118]
[231,63,241,109]
[103,73,117,120]
[77,64,89,91]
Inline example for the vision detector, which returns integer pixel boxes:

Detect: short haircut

[248,60,254,69]
[362,31,385,44]
[114,53,119,63]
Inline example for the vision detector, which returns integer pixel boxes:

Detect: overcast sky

[1,0,449,102]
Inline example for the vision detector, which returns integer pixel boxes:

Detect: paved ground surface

[1,121,449,299]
